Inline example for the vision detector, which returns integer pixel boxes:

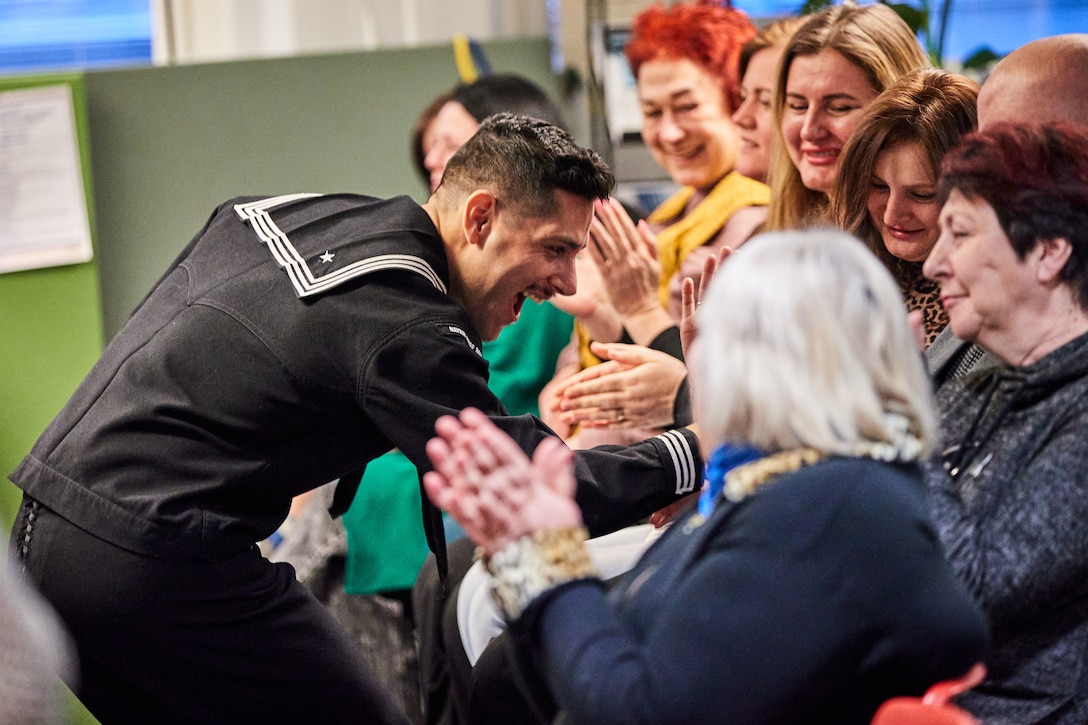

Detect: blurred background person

[732,16,805,185]
[0,555,75,725]
[415,74,569,196]
[975,34,1088,131]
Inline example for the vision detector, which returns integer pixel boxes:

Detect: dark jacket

[10,193,701,561]
[928,330,1088,725]
[510,458,987,725]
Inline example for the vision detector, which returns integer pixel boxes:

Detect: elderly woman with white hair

[422,230,987,725]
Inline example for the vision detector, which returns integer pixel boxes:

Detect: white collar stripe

[235,192,322,215]
[233,195,447,298]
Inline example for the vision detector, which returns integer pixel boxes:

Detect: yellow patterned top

[649,171,771,309]
[575,171,770,371]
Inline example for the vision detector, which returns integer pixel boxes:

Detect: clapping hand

[550,342,687,430]
[588,198,662,318]
[681,246,731,359]
[552,248,624,344]
[423,408,583,555]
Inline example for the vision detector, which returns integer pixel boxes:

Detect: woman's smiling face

[867,142,941,262]
[638,56,740,191]
[781,49,878,194]
[732,45,783,183]
[923,188,1037,360]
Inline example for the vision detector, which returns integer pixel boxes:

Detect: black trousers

[413,538,476,725]
[10,494,410,725]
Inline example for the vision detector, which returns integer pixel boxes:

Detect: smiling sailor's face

[459,188,591,341]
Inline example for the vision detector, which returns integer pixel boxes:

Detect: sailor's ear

[462,190,496,248]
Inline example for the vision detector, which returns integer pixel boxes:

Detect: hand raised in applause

[550,342,687,431]
[551,248,623,343]
[423,408,583,555]
[587,198,674,347]
[588,198,662,317]
[681,246,732,359]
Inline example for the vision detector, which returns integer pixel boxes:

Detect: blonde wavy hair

[765,2,929,231]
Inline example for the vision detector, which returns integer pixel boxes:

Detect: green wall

[0,71,104,725]
[83,38,558,340]
[0,73,103,538]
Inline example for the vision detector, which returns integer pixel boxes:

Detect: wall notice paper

[0,84,93,274]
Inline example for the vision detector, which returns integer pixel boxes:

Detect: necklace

[722,428,923,503]
[723,447,826,501]
[684,447,826,533]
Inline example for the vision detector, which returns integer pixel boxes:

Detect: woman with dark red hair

[923,122,1088,725]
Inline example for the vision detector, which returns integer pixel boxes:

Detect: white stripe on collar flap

[234,194,447,298]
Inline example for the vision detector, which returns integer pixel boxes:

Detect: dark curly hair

[440,113,614,217]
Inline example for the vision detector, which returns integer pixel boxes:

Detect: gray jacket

[926,330,1088,725]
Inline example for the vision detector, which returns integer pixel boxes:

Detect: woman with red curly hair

[608,0,767,325]
[543,0,765,447]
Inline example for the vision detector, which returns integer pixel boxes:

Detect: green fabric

[481,299,574,416]
[343,451,429,595]
[341,300,574,594]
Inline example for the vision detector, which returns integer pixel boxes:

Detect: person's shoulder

[708,459,938,593]
[228,192,425,222]
[750,457,928,536]
[768,456,921,496]
[721,204,768,246]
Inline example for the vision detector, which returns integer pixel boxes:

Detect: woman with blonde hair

[766,2,928,231]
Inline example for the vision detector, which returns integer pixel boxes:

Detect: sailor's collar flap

[234,193,446,299]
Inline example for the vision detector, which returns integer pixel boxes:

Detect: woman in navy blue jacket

[423,229,988,724]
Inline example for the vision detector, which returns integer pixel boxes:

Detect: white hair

[691,229,936,455]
